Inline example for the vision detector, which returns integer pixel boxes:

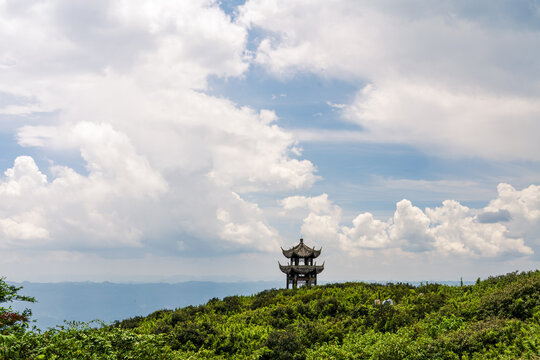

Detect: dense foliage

[0,277,35,335]
[1,271,538,359]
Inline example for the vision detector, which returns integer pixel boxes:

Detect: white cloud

[1,113,300,251]
[17,122,168,200]
[0,0,248,90]
[239,0,540,160]
[282,184,536,258]
[240,0,540,89]
[486,183,540,222]
[344,82,540,160]
[0,0,319,255]
[390,199,434,252]
[281,193,335,214]
[340,213,390,251]
[280,194,341,242]
[217,194,280,252]
[0,149,160,249]
[482,183,540,257]
[1,156,47,196]
[2,0,537,281]
[426,200,531,257]
[0,217,49,244]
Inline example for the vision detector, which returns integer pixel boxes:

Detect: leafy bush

[0,277,35,334]
[263,329,305,360]
[478,273,539,320]
[171,321,217,351]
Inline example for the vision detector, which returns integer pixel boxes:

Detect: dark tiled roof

[281,238,322,258]
[278,263,325,275]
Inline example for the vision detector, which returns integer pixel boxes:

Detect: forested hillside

[2,271,539,359]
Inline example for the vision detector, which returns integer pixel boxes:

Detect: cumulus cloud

[281,193,337,214]
[281,194,341,242]
[0,148,161,249]
[0,0,317,255]
[486,183,540,222]
[239,0,540,160]
[282,184,537,258]
[2,0,538,281]
[1,156,48,195]
[483,184,540,255]
[390,199,434,252]
[0,0,248,90]
[217,193,280,251]
[0,217,50,246]
[340,213,390,250]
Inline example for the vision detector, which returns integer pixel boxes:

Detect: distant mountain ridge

[10,280,282,329]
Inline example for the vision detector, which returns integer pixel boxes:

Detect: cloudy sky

[1,0,539,283]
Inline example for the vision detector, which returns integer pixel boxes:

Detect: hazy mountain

[10,281,282,330]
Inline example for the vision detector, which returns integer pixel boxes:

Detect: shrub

[479,273,539,320]
[263,329,305,360]
[0,277,35,334]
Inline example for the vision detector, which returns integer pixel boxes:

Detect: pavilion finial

[300,238,304,243]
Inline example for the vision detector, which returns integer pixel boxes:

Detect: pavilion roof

[281,238,321,258]
[278,263,325,275]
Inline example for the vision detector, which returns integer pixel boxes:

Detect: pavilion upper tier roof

[281,238,321,258]
[279,263,325,275]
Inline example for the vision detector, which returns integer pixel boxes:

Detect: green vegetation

[1,277,35,335]
[1,271,539,359]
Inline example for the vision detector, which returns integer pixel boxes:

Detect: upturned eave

[281,240,322,259]
[278,262,325,275]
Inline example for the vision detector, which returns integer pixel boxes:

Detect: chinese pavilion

[279,238,324,289]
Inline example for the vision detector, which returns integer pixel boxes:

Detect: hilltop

[2,271,539,359]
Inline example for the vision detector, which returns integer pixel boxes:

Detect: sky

[1,0,539,283]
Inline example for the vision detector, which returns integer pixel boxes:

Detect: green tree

[0,277,35,334]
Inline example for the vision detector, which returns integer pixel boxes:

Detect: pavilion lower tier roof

[279,263,325,275]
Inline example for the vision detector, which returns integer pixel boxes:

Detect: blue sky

[0,0,539,283]
[207,56,519,211]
